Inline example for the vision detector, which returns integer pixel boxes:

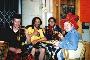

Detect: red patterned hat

[60,18,79,30]
[66,12,79,22]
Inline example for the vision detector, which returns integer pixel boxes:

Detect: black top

[4,27,26,48]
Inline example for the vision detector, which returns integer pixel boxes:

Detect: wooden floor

[85,42,90,60]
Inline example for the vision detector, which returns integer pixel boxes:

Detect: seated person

[44,17,64,60]
[25,17,47,60]
[45,17,62,40]
[4,14,26,60]
[55,19,80,60]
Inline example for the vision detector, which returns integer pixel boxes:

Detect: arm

[25,27,39,43]
[31,29,47,44]
[36,37,47,42]
[9,47,22,54]
[59,31,80,50]
[25,29,31,43]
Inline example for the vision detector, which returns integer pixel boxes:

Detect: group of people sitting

[0,12,80,60]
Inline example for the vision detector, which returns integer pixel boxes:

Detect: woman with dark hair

[45,17,62,40]
[25,17,47,60]
[43,17,63,60]
[32,17,42,26]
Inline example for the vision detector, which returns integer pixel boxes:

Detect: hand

[32,40,38,45]
[54,31,58,34]
[58,33,64,39]
[15,49,22,54]
[9,47,22,54]
[33,29,40,36]
[54,41,59,47]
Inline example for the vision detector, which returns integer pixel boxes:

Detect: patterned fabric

[22,42,61,60]
[45,25,62,40]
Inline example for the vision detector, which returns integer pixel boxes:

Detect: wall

[80,0,90,42]
[80,0,90,22]
[22,0,53,27]
[22,0,42,26]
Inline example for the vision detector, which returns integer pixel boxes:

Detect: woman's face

[64,21,73,32]
[34,19,41,28]
[13,18,21,28]
[49,19,55,26]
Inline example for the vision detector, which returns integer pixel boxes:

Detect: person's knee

[32,48,36,52]
[40,48,45,53]
[57,50,62,58]
[31,48,36,56]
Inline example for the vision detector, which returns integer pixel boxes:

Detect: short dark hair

[48,17,56,23]
[10,14,22,26]
[32,17,42,26]
[12,14,22,20]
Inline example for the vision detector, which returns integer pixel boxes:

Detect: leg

[31,48,36,58]
[39,48,45,60]
[57,49,64,60]
[6,51,15,60]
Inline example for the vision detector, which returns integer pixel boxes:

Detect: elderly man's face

[64,21,73,32]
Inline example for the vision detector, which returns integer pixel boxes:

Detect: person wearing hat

[54,19,80,60]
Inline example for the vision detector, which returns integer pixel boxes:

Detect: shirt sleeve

[26,27,34,34]
[59,31,80,50]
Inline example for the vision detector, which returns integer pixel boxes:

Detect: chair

[0,41,9,60]
[63,41,85,60]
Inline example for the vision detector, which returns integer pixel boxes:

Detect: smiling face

[49,19,55,26]
[34,18,41,28]
[13,18,21,28]
[64,21,73,32]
